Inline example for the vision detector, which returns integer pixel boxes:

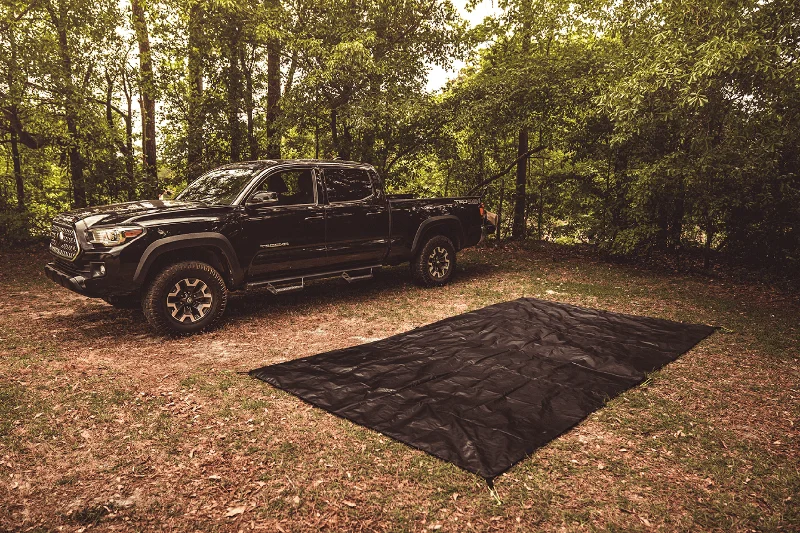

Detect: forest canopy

[1,0,798,278]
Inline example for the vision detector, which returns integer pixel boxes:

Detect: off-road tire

[411,234,456,287]
[102,294,141,309]
[142,261,228,335]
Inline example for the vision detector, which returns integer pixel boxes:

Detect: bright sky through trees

[426,0,502,92]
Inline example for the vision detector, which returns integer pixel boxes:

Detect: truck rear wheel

[142,261,228,335]
[411,235,456,287]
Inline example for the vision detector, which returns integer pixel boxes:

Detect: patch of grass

[0,382,27,440]
[68,504,111,525]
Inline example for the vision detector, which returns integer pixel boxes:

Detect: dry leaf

[342,500,357,508]
[225,506,246,518]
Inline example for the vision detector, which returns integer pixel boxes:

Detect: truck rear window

[324,168,373,203]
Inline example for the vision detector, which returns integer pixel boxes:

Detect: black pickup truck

[44,160,487,334]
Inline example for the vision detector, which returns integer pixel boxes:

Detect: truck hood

[54,200,233,228]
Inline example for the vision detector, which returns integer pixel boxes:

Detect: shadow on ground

[30,260,497,344]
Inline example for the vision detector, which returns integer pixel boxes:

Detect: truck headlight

[87,226,145,247]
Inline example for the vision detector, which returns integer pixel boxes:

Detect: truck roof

[217,159,373,171]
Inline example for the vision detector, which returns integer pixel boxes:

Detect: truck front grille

[49,222,80,261]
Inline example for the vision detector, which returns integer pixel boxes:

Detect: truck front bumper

[44,262,119,298]
[45,263,91,295]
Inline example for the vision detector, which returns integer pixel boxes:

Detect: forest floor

[0,243,797,532]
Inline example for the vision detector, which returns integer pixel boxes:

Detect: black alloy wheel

[166,277,214,323]
[142,261,228,335]
[411,234,456,287]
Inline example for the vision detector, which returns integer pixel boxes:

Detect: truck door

[322,167,390,268]
[241,167,328,279]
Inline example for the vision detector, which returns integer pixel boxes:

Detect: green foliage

[1,0,797,278]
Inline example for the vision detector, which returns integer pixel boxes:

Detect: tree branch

[466,145,548,195]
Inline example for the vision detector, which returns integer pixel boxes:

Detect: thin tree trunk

[104,72,119,199]
[241,47,257,160]
[131,0,158,194]
[11,130,23,211]
[122,70,135,198]
[330,107,338,157]
[105,72,114,128]
[4,25,23,211]
[537,176,544,240]
[704,218,713,270]
[265,30,281,158]
[67,116,85,207]
[341,123,352,160]
[226,24,242,161]
[512,127,529,239]
[361,80,378,164]
[512,24,532,240]
[284,49,297,97]
[496,178,505,241]
[187,2,204,179]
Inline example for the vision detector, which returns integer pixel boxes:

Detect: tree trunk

[330,108,352,160]
[131,0,158,194]
[511,23,532,240]
[104,73,119,199]
[105,72,114,128]
[11,130,24,211]
[49,2,86,208]
[67,116,86,207]
[122,70,135,199]
[330,108,339,157]
[187,2,205,180]
[265,33,281,158]
[496,178,505,241]
[226,24,242,162]
[361,81,379,164]
[340,124,352,160]
[704,216,713,270]
[6,23,24,212]
[512,127,529,239]
[241,47,258,160]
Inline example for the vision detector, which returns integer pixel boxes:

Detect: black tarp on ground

[250,297,715,480]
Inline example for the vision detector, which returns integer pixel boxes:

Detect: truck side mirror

[247,191,279,207]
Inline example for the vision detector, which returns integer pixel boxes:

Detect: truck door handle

[304,215,324,221]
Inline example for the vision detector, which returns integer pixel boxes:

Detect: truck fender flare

[133,232,244,286]
[411,215,464,254]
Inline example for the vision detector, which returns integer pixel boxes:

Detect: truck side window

[254,169,316,205]
[324,168,374,203]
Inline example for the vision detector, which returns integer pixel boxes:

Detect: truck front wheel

[411,235,456,287]
[142,261,228,335]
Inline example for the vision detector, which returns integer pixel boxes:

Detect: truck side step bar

[246,265,381,292]
[342,268,374,283]
[263,280,305,295]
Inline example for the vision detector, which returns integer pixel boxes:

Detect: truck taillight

[479,202,485,217]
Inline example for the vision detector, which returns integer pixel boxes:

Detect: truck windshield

[175,167,258,205]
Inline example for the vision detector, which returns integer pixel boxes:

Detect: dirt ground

[0,243,797,532]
